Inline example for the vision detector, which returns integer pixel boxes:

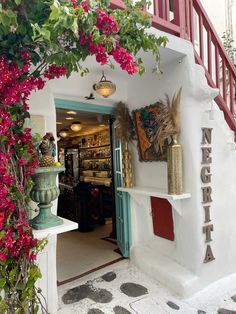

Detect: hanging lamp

[70,121,82,132]
[93,71,116,98]
[59,128,69,138]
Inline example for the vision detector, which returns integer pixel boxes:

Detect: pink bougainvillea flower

[18,158,28,167]
[0,252,7,261]
[96,9,118,35]
[44,64,67,80]
[81,0,88,12]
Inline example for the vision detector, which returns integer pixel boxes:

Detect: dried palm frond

[113,102,134,143]
[154,88,182,152]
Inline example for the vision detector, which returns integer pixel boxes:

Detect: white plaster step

[131,245,198,298]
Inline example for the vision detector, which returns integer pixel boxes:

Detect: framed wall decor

[133,103,167,162]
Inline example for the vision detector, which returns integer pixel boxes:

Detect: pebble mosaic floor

[58,260,236,314]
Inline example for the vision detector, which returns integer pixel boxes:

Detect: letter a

[204,245,215,263]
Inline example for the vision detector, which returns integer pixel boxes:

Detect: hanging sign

[201,128,215,263]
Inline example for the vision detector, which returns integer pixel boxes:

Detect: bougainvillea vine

[0,0,167,312]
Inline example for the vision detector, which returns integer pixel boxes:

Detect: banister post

[181,0,187,38]
[176,0,187,38]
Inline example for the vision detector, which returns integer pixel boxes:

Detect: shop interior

[56,108,121,285]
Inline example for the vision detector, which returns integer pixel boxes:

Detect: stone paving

[58,260,236,314]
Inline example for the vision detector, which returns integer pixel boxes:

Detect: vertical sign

[201,128,215,263]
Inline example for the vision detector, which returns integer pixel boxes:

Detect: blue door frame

[55,98,131,257]
[55,98,113,115]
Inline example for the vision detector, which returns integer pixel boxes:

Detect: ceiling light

[67,111,77,115]
[70,121,82,132]
[66,117,74,120]
[99,124,105,127]
[59,128,69,138]
[56,122,62,125]
[93,72,116,98]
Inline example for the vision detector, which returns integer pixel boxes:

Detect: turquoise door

[112,123,131,258]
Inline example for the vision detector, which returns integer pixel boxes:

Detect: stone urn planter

[29,166,65,230]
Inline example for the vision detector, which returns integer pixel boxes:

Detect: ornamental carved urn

[29,166,65,230]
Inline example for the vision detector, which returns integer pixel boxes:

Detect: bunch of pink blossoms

[44,65,67,80]
[74,1,139,74]
[110,44,138,74]
[96,9,118,35]
[0,52,68,262]
[0,216,39,262]
[0,150,38,261]
[0,54,45,106]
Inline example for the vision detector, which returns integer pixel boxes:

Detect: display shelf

[79,134,112,189]
[82,156,111,160]
[80,168,111,171]
[83,176,112,186]
[80,168,111,172]
[117,186,191,216]
[80,144,110,150]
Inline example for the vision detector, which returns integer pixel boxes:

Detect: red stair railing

[110,0,184,36]
[110,0,236,133]
[184,0,236,132]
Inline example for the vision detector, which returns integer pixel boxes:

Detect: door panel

[112,123,131,257]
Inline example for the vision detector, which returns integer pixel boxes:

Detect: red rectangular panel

[151,197,174,241]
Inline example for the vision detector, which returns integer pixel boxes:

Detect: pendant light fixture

[56,134,61,142]
[70,121,82,132]
[93,71,116,98]
[59,128,69,138]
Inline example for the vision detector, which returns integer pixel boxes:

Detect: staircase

[111,0,236,133]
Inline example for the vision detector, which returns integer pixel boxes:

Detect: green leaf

[9,268,17,280]
[15,0,21,5]
[16,283,25,290]
[49,2,60,21]
[0,135,8,142]
[138,64,145,75]
[0,278,6,288]
[0,231,5,239]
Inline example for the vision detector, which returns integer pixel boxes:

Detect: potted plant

[29,133,65,230]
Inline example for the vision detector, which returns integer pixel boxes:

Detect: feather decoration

[113,102,134,143]
[154,88,182,153]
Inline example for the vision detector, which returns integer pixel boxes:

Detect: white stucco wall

[123,29,236,296]
[28,25,236,301]
[49,57,129,105]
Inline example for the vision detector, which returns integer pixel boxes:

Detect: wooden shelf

[80,168,111,171]
[82,156,111,160]
[80,144,110,150]
[117,186,191,216]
